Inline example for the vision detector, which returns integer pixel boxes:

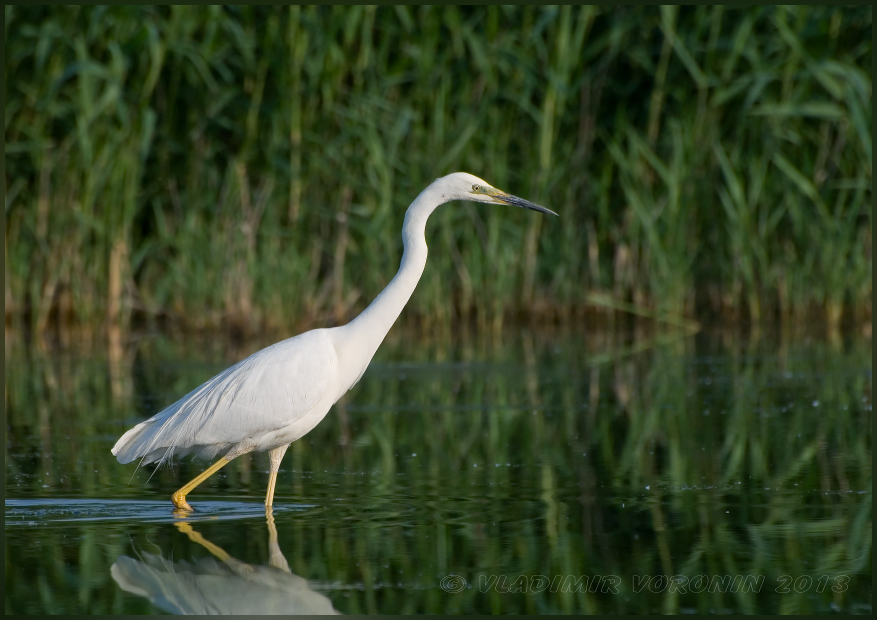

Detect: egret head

[439,172,558,216]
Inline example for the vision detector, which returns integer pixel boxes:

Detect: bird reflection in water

[111,508,339,614]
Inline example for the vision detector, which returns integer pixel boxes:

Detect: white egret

[112,172,556,511]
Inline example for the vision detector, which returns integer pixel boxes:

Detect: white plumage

[112,172,555,510]
[113,330,338,465]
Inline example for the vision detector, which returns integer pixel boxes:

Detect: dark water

[5,325,872,614]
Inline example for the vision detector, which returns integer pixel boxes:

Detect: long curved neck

[334,184,446,382]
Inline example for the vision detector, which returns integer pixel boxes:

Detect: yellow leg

[264,444,289,508]
[265,471,278,508]
[172,456,233,511]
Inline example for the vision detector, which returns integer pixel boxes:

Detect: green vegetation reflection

[4,326,871,613]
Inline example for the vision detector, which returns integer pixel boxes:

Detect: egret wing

[112,331,337,464]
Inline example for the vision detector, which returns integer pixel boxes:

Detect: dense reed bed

[5,6,872,336]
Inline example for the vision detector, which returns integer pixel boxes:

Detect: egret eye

[472,184,480,192]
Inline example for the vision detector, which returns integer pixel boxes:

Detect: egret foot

[172,492,194,512]
[171,455,234,512]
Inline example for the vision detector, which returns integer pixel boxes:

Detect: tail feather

[110,361,244,465]
[113,418,234,465]
[112,419,161,464]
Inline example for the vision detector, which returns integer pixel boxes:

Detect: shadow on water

[4,324,872,614]
[111,508,339,615]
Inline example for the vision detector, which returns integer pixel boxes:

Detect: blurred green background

[4,5,872,338]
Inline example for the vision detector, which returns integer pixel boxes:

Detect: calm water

[5,325,872,614]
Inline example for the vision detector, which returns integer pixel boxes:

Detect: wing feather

[112,330,336,465]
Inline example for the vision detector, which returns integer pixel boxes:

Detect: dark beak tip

[530,204,558,217]
[500,194,557,217]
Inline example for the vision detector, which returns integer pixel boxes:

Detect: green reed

[5,6,872,336]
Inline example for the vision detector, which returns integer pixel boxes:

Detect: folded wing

[112,330,337,465]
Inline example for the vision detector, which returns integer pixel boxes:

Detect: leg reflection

[266,506,291,572]
[112,511,338,614]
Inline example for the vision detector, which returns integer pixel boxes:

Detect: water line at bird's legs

[171,455,234,511]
